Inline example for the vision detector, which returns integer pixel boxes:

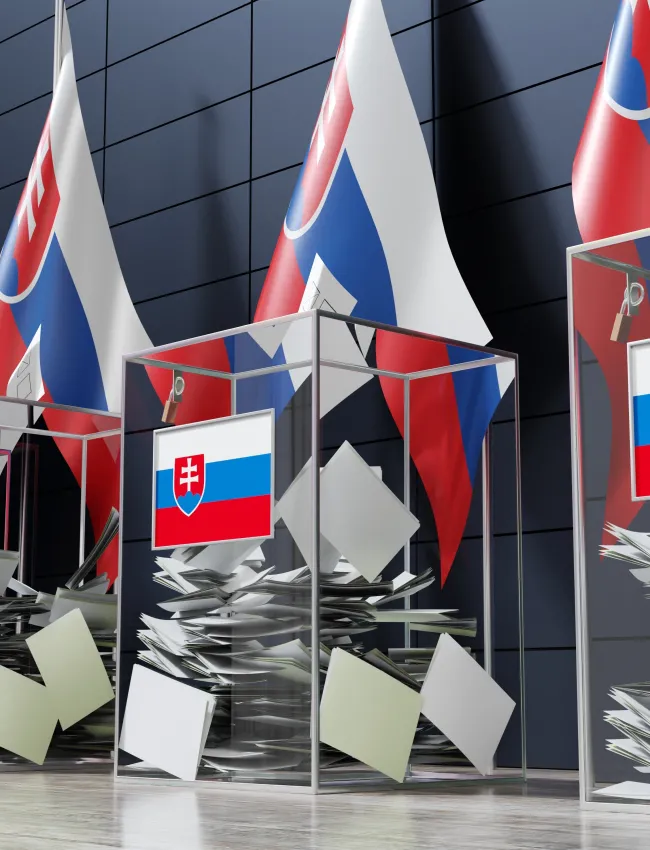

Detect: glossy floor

[0,771,649,849]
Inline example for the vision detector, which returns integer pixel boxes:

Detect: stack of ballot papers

[601,523,650,594]
[129,545,469,779]
[604,682,650,774]
[0,511,119,766]
[123,443,501,783]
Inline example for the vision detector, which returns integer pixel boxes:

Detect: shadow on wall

[432,11,581,770]
[134,102,249,347]
[435,7,589,416]
[198,103,238,322]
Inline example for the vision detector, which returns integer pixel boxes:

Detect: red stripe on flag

[154,494,272,549]
[254,233,305,322]
[14,114,59,297]
[146,338,232,427]
[0,307,31,393]
[635,444,650,498]
[298,26,353,227]
[573,68,650,243]
[376,331,472,587]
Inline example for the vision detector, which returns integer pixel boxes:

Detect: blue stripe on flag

[292,151,397,328]
[156,469,174,509]
[448,346,502,482]
[10,234,108,411]
[156,453,272,509]
[634,394,650,447]
[225,333,296,418]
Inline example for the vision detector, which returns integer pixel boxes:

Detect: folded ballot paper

[122,442,519,784]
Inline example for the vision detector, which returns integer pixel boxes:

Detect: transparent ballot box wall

[569,229,650,809]
[0,395,120,770]
[117,311,524,791]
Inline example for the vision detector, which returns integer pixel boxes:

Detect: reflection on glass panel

[0,396,119,769]
[571,240,650,805]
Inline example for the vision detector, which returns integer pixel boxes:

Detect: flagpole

[16,406,34,626]
[17,0,65,595]
[53,0,65,89]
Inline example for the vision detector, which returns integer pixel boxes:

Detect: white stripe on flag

[344,0,491,348]
[49,13,151,413]
[155,413,273,471]
[631,341,650,398]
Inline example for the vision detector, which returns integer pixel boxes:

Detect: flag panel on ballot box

[629,340,650,499]
[153,411,274,549]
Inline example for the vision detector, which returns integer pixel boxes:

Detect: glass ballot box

[569,227,650,808]
[116,311,524,792]
[0,395,120,771]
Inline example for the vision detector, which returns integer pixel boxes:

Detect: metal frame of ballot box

[0,394,120,772]
[117,311,525,794]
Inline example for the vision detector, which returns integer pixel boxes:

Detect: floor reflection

[1,772,650,849]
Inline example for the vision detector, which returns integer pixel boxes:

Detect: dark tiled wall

[0,0,619,769]
[436,0,620,770]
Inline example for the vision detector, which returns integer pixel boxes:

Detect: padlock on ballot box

[611,278,645,343]
[611,311,634,343]
[162,394,179,424]
[161,373,185,424]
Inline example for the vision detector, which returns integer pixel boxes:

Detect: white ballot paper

[320,442,419,582]
[274,459,341,573]
[320,648,421,782]
[248,257,373,418]
[0,327,45,473]
[593,781,650,799]
[281,312,373,418]
[120,664,215,782]
[174,539,265,576]
[420,634,515,776]
[7,577,35,596]
[276,445,417,580]
[0,550,19,594]
[288,324,373,419]
[48,588,117,630]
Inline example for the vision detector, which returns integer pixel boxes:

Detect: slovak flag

[629,341,650,499]
[152,413,274,549]
[573,0,650,538]
[0,9,153,580]
[254,0,511,585]
[0,9,236,580]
